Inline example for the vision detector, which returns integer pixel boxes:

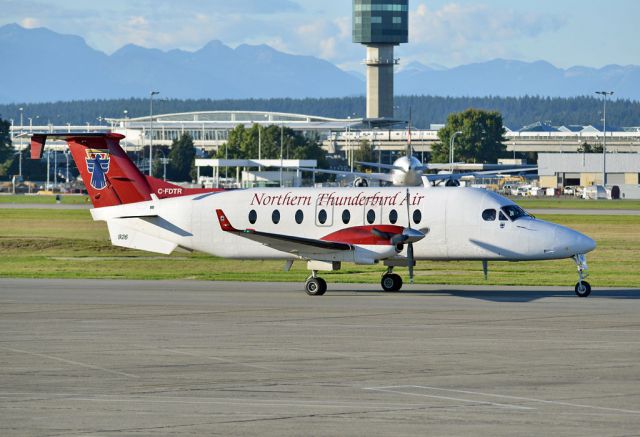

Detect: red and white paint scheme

[31,133,596,297]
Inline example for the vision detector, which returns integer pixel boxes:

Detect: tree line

[1,95,639,130]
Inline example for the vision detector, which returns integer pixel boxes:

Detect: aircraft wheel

[381,273,403,292]
[574,281,591,298]
[305,277,327,296]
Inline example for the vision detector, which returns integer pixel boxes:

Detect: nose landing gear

[573,254,591,297]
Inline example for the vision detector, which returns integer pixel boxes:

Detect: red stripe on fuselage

[321,225,404,245]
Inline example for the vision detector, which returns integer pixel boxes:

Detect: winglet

[215,209,238,232]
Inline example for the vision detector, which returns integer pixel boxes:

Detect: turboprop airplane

[30,133,596,297]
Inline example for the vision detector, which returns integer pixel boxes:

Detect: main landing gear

[381,267,403,292]
[305,271,327,296]
[573,254,591,297]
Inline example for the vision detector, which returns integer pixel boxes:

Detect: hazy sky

[2,0,637,71]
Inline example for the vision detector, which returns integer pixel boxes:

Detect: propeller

[371,188,425,284]
[405,189,415,283]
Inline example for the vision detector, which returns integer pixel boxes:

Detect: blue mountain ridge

[1,24,638,103]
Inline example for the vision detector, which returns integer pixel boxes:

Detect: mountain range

[1,23,638,103]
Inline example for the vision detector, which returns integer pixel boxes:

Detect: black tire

[575,281,591,298]
[381,273,403,292]
[316,277,327,295]
[305,278,326,296]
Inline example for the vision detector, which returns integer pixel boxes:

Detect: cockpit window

[482,209,496,221]
[501,205,529,221]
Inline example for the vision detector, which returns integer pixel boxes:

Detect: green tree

[0,118,12,164]
[432,109,507,163]
[167,134,195,182]
[352,140,376,171]
[577,142,603,153]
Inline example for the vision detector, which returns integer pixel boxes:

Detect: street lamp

[280,120,284,187]
[149,90,160,176]
[595,91,614,186]
[156,149,169,181]
[123,110,129,152]
[449,131,463,171]
[18,108,23,178]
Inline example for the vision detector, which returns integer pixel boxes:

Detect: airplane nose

[555,227,596,255]
[575,233,596,254]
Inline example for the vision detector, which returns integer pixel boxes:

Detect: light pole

[54,149,58,187]
[347,116,352,173]
[64,150,70,190]
[279,121,284,187]
[149,90,160,176]
[19,108,24,178]
[123,110,128,152]
[46,150,50,190]
[595,91,613,186]
[157,149,168,181]
[449,131,463,172]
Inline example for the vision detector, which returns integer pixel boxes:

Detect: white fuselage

[94,186,595,264]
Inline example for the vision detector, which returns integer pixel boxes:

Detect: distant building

[538,153,640,188]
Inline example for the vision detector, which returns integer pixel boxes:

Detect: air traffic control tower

[353,0,408,120]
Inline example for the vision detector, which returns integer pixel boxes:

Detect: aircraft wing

[354,161,404,171]
[215,209,352,256]
[297,167,393,183]
[425,167,538,183]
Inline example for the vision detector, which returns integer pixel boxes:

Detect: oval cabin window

[318,209,327,224]
[389,209,398,224]
[413,210,422,225]
[342,209,350,224]
[367,209,376,224]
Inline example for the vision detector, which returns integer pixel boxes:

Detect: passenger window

[318,209,327,224]
[272,210,280,224]
[248,209,257,225]
[413,210,422,224]
[499,211,508,221]
[389,209,398,224]
[482,209,496,221]
[367,209,376,224]
[295,209,303,224]
[342,209,350,224]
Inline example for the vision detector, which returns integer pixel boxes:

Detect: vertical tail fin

[31,133,152,208]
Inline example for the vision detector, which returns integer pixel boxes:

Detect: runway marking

[162,348,280,372]
[365,386,640,415]
[0,346,139,379]
[363,386,533,411]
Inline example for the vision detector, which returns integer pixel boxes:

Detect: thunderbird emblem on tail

[86,150,110,190]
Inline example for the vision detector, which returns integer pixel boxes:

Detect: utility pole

[595,91,614,186]
[149,91,160,176]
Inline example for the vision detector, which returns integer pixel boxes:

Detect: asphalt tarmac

[1,279,640,436]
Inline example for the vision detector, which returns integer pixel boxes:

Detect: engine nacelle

[353,177,369,187]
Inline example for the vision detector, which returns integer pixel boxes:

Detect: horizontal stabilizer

[107,220,177,255]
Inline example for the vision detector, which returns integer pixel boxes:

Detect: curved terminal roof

[106,110,362,132]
